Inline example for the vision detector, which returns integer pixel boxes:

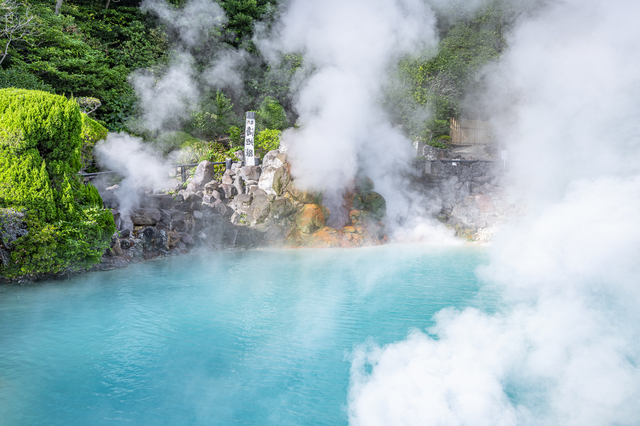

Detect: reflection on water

[0,245,495,425]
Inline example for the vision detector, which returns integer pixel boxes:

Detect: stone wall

[423,159,523,242]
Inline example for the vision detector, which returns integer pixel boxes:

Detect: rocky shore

[95,149,388,271]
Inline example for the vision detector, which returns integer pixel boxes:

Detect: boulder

[239,165,261,182]
[229,193,253,214]
[191,161,217,189]
[220,184,237,199]
[270,197,296,220]
[258,166,278,195]
[352,191,386,219]
[247,193,270,224]
[222,175,234,185]
[181,233,195,245]
[262,150,284,168]
[272,166,290,196]
[204,181,220,194]
[233,175,245,196]
[131,208,161,226]
[295,204,327,234]
[212,200,232,217]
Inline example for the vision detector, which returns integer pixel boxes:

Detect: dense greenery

[387,0,511,143]
[0,89,115,278]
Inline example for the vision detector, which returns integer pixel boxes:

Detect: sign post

[244,112,256,166]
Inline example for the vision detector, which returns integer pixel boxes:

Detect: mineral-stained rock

[288,185,321,204]
[167,230,181,248]
[355,176,374,192]
[131,208,161,226]
[269,197,296,220]
[272,166,290,196]
[192,161,217,189]
[296,204,326,234]
[352,191,386,219]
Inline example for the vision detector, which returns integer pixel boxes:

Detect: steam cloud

[347,0,640,423]
[258,0,447,233]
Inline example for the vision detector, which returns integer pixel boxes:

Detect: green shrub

[0,89,115,279]
[0,68,54,92]
[80,113,108,172]
[255,128,280,157]
[0,88,83,175]
[256,96,288,132]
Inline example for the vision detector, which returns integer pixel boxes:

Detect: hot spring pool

[0,245,497,425]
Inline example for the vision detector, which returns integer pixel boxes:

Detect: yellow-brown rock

[295,204,327,234]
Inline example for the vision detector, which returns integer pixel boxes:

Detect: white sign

[244,112,256,166]
[501,150,508,167]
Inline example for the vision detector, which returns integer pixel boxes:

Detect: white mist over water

[347,0,640,424]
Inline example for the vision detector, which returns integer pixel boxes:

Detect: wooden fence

[450,118,493,146]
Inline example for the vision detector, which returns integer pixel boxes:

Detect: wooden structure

[450,118,492,146]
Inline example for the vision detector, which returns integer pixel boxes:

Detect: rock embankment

[96,150,388,270]
[421,150,523,242]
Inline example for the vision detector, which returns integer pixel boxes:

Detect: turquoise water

[0,245,495,425]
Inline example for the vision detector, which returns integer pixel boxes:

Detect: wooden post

[244,112,256,166]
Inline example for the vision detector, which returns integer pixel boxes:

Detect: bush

[80,114,108,172]
[256,96,288,132]
[0,89,114,279]
[0,68,54,92]
[255,128,280,157]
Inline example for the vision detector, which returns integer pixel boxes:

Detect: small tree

[0,0,38,65]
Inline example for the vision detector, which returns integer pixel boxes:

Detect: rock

[272,166,290,196]
[131,208,161,226]
[233,175,244,196]
[352,191,386,219]
[220,184,237,199]
[170,219,187,232]
[120,238,134,249]
[212,200,232,217]
[247,193,270,224]
[192,161,217,189]
[181,233,195,245]
[183,191,202,204]
[476,194,495,212]
[288,185,320,204]
[229,193,253,214]
[222,175,234,185]
[262,150,284,168]
[167,231,181,249]
[258,166,278,195]
[160,209,172,224]
[239,165,261,181]
[204,180,219,192]
[142,194,175,210]
[270,197,296,220]
[355,176,374,192]
[296,204,327,234]
[193,210,204,220]
[189,201,201,212]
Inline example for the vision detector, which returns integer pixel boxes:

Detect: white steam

[94,133,175,216]
[348,0,640,423]
[259,0,439,223]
